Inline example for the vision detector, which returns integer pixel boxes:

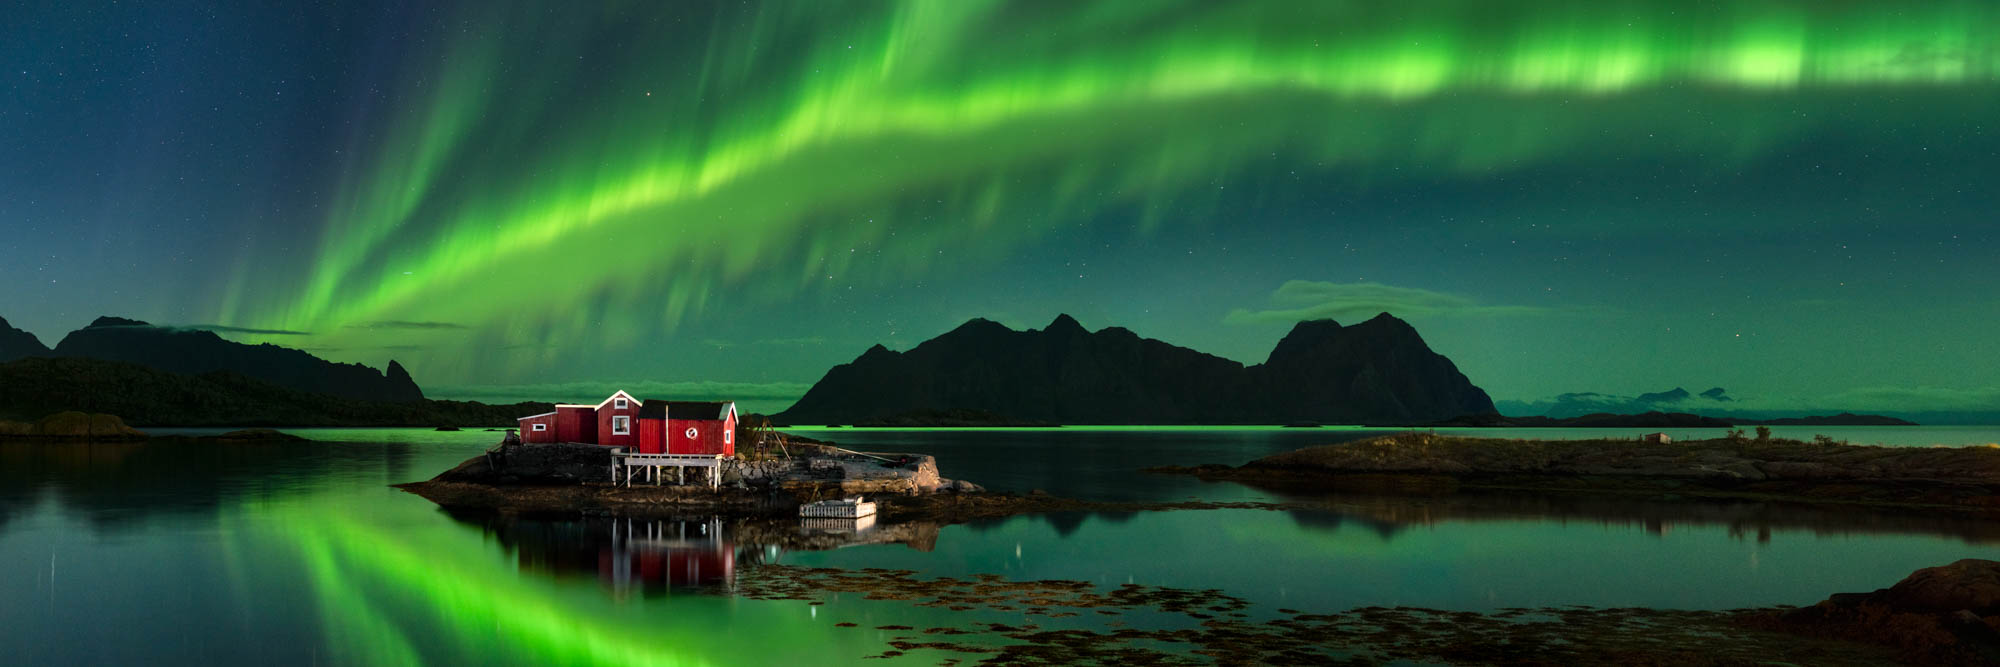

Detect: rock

[1764,559,2000,665]
[941,479,985,493]
[1879,559,2000,615]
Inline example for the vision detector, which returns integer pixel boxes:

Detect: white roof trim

[594,390,641,410]
[554,404,594,409]
[518,411,557,420]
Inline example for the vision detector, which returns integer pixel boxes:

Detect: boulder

[1765,559,2000,665]
[1880,559,2000,615]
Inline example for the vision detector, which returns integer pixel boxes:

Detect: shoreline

[394,477,1294,524]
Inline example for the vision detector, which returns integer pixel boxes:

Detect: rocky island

[1155,431,2000,514]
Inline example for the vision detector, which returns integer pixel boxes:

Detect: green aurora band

[232,1,2000,380]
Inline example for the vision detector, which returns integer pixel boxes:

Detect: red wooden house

[518,390,737,457]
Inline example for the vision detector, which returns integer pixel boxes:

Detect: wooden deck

[613,452,727,488]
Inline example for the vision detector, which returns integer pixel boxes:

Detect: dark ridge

[0,316,50,362]
[52,315,424,403]
[775,313,1492,425]
[0,356,545,427]
[87,316,151,328]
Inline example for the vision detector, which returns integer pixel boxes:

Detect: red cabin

[516,390,737,458]
[595,391,642,449]
[638,400,738,456]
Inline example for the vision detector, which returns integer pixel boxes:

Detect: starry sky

[2,1,1997,417]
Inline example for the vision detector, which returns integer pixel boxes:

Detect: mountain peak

[87,316,151,328]
[948,318,1009,335]
[0,315,51,361]
[385,360,425,400]
[1355,312,1414,330]
[1045,313,1086,335]
[1635,387,1692,403]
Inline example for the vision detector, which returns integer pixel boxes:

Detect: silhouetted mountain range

[0,316,49,361]
[0,314,533,426]
[50,316,422,402]
[0,356,543,427]
[1495,387,1925,425]
[775,313,1494,425]
[1500,386,1737,418]
[1420,411,1914,428]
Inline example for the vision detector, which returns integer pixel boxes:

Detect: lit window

[615,398,629,409]
[613,416,630,435]
[532,423,547,432]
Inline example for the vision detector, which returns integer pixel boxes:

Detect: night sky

[3,1,1996,416]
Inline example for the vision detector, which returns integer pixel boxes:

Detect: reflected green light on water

[237,497,728,666]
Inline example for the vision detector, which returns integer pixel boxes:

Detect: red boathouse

[518,390,737,458]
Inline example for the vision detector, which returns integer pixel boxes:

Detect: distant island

[775,313,1495,426]
[0,315,544,427]
[1410,411,1917,428]
[1156,431,2000,514]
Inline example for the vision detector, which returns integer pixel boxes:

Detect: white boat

[799,495,876,519]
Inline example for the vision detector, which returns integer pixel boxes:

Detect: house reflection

[452,511,942,598]
[458,514,738,597]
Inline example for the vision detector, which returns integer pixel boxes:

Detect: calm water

[4,426,2000,665]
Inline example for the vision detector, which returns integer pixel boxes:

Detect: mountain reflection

[0,439,413,533]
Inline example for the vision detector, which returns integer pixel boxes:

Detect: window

[684,427,698,439]
[724,430,733,445]
[612,416,630,435]
[614,397,629,409]
[532,423,547,432]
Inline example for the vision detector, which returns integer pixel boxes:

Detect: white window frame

[615,398,629,409]
[612,416,630,435]
[532,423,547,432]
[724,430,733,445]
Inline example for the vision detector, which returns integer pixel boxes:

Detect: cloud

[425,380,813,405]
[347,321,469,330]
[180,324,313,335]
[1224,281,1550,325]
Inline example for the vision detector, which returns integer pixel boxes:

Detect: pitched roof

[640,399,735,420]
[594,390,641,410]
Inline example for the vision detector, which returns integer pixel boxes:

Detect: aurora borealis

[4,1,1998,416]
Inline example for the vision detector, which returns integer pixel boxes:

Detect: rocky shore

[1151,431,2000,514]
[396,443,1288,524]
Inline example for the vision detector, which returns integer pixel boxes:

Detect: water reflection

[446,511,946,598]
[0,439,414,532]
[1253,485,2000,544]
